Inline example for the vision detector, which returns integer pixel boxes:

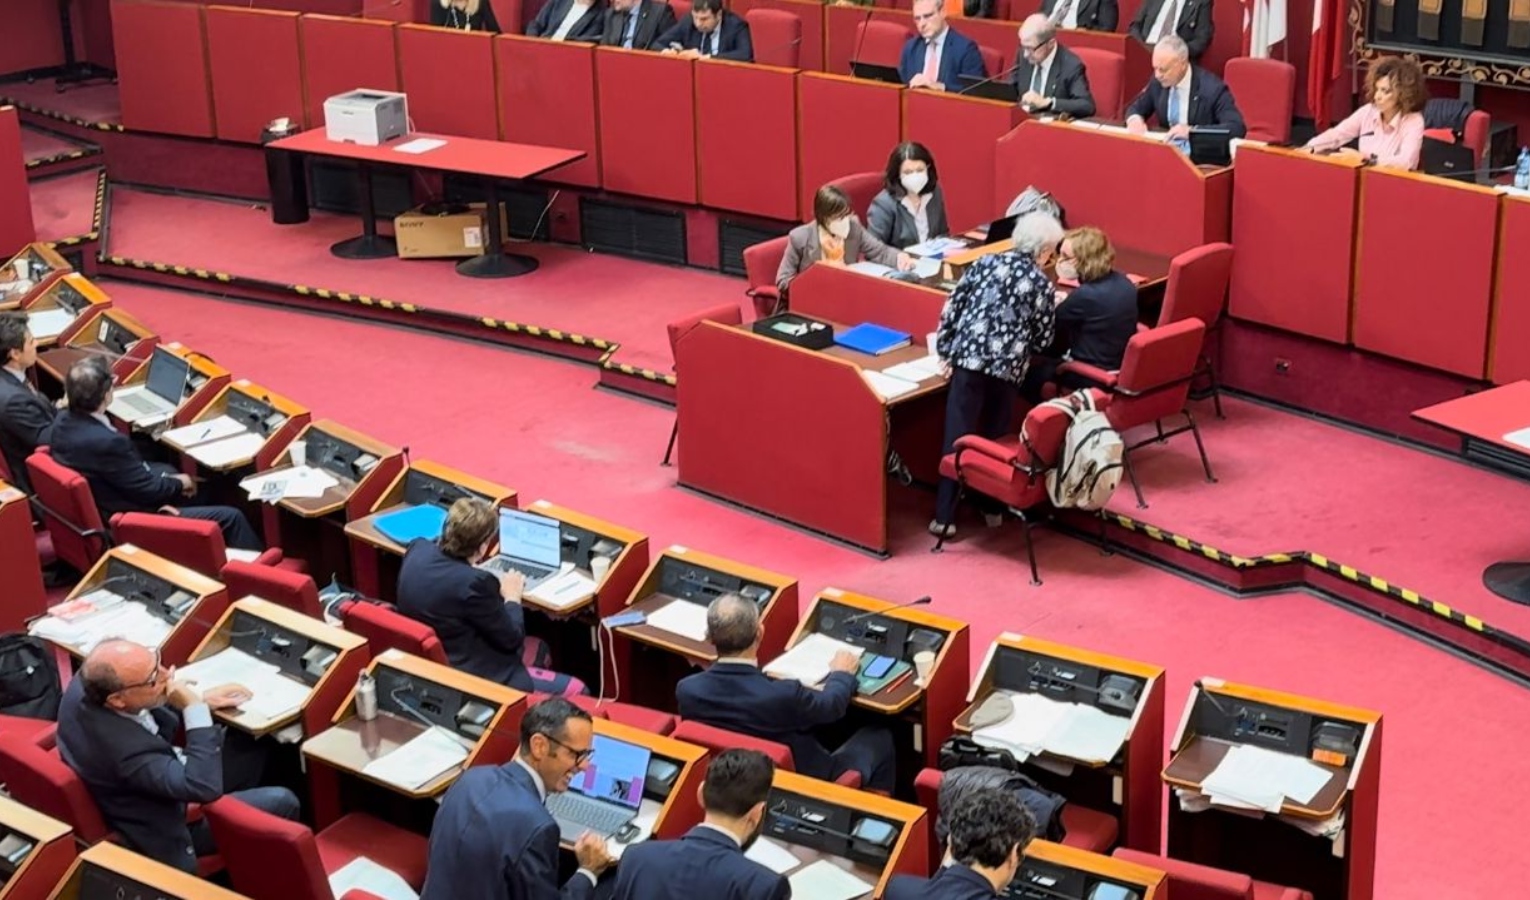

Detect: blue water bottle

[1515,147,1530,190]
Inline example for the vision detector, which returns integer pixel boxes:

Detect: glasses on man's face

[913,11,939,21]
[540,733,595,765]
[119,652,164,693]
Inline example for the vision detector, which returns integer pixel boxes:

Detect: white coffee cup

[590,555,611,583]
[12,259,27,280]
[289,440,308,468]
[913,650,936,687]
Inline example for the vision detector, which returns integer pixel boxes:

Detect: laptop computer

[1188,128,1233,166]
[108,349,189,423]
[544,734,651,842]
[479,508,563,588]
[957,73,1018,103]
[851,61,904,85]
[1421,136,1477,182]
[977,213,1021,244]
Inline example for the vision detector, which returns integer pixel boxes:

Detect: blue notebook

[374,504,448,545]
[835,323,912,356]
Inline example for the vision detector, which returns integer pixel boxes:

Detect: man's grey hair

[1019,14,1055,44]
[1012,213,1065,259]
[1157,35,1190,60]
[706,593,761,656]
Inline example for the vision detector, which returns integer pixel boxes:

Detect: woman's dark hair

[812,185,853,227]
[884,141,939,198]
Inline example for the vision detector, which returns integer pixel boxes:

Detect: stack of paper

[905,236,968,258]
[1200,745,1332,814]
[786,860,873,900]
[763,633,865,686]
[176,647,313,723]
[846,261,896,278]
[971,691,1131,764]
[362,727,471,791]
[744,838,802,874]
[240,466,338,503]
[27,307,75,340]
[328,856,419,900]
[29,600,172,654]
[645,600,711,642]
[525,569,597,610]
[882,354,944,383]
[163,416,247,448]
[188,433,266,468]
[861,370,919,401]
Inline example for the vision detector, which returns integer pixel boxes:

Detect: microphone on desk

[957,64,1021,98]
[847,5,877,75]
[1428,162,1518,181]
[838,595,932,627]
[749,35,804,62]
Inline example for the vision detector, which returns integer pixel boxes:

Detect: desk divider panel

[1227,145,1361,345]
[495,37,601,188]
[398,25,500,139]
[796,73,904,220]
[902,92,1022,232]
[0,109,35,255]
[112,0,217,138]
[1489,194,1530,384]
[788,264,945,340]
[696,62,799,222]
[730,0,826,70]
[300,15,401,130]
[824,5,911,75]
[206,7,307,143]
[596,49,698,204]
[1353,170,1498,379]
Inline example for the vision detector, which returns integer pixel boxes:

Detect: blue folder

[374,504,448,545]
[834,323,912,356]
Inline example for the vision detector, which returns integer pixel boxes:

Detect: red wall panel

[0,109,38,256]
[496,36,599,188]
[398,24,499,139]
[596,49,697,204]
[796,73,903,220]
[696,62,798,221]
[206,6,306,142]
[903,91,1021,232]
[112,0,216,138]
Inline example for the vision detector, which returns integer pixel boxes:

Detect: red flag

[1308,0,1346,127]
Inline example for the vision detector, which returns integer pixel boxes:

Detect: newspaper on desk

[971,690,1132,765]
[239,466,339,503]
[763,633,865,686]
[644,600,711,643]
[361,726,472,791]
[176,647,312,723]
[29,592,173,654]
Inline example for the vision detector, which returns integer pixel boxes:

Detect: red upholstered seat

[1156,241,1234,417]
[745,9,802,68]
[25,448,109,576]
[670,0,693,21]
[853,20,914,68]
[1072,47,1124,121]
[1462,109,1490,167]
[220,559,325,619]
[1222,58,1294,144]
[1111,849,1314,900]
[0,740,112,844]
[978,44,1003,79]
[673,720,862,788]
[826,170,884,220]
[337,600,449,665]
[915,767,1119,854]
[204,798,428,900]
[1060,320,1215,508]
[742,235,790,319]
[110,511,292,579]
[558,695,678,735]
[663,303,745,466]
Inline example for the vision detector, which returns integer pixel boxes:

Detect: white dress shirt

[551,0,593,39]
[901,193,932,244]
[1148,0,1179,42]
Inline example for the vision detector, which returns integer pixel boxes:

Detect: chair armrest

[953,435,1019,463]
[747,286,780,301]
[1057,361,1118,389]
[253,547,285,566]
[833,770,864,789]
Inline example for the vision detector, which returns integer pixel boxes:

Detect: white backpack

[1043,392,1123,510]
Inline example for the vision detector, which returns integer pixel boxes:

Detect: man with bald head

[1012,15,1095,118]
[675,594,897,791]
[55,639,300,872]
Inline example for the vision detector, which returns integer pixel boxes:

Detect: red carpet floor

[28,168,98,242]
[19,125,87,165]
[96,279,1530,898]
[0,78,121,125]
[103,186,747,373]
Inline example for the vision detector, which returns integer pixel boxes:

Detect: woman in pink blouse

[1306,56,1427,170]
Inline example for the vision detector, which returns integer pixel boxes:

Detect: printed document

[861,370,919,401]
[30,601,171,654]
[763,633,865,686]
[188,432,266,469]
[362,727,470,791]
[27,308,75,340]
[394,138,446,155]
[163,416,247,448]
[972,691,1131,764]
[328,857,418,900]
[177,647,312,723]
[787,860,873,900]
[645,600,711,642]
[1200,744,1333,813]
[744,838,802,874]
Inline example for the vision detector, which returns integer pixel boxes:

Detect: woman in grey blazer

[866,142,950,250]
[776,184,913,297]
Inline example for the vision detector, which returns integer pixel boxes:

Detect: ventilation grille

[718,220,791,277]
[578,198,687,265]
[309,161,412,219]
[443,176,553,241]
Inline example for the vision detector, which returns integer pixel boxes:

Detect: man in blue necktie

[1124,36,1246,147]
[599,0,676,51]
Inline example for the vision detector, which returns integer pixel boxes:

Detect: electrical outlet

[1274,358,1291,374]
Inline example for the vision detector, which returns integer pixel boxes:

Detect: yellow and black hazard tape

[474,316,615,352]
[24,146,97,170]
[48,232,99,250]
[91,168,108,234]
[0,97,124,133]
[1102,512,1295,569]
[598,358,677,387]
[102,256,234,282]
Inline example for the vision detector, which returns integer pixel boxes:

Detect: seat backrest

[670,0,693,21]
[672,720,795,771]
[1111,849,1255,900]
[0,741,111,844]
[745,9,802,68]
[913,766,944,812]
[203,797,333,900]
[1463,108,1491,166]
[853,20,913,68]
[220,560,324,619]
[25,449,108,575]
[826,171,885,221]
[109,512,226,579]
[1221,58,1295,144]
[1017,395,1080,470]
[1159,242,1233,331]
[1110,319,1206,429]
[667,303,746,364]
[742,235,791,293]
[1071,47,1125,121]
[338,600,449,665]
[978,44,1002,78]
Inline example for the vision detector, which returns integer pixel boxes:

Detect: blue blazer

[885,865,1003,900]
[609,826,790,900]
[654,12,754,61]
[422,763,595,900]
[396,539,534,692]
[55,679,225,873]
[897,28,986,92]
[48,409,185,515]
[675,662,857,782]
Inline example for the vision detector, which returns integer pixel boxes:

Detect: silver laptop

[480,508,562,588]
[544,734,650,842]
[109,349,189,421]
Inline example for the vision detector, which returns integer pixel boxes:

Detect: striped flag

[1242,0,1288,57]
[1308,0,1347,127]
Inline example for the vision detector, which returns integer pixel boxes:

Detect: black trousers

[934,367,1019,524]
[178,504,263,552]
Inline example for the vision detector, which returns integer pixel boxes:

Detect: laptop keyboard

[483,557,556,582]
[119,393,168,416]
[546,792,634,841]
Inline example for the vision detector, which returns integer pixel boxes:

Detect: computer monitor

[568,734,651,811]
[145,350,191,404]
[497,509,562,569]
[985,213,1021,243]
[850,61,904,85]
[1187,128,1233,166]
[958,73,1019,103]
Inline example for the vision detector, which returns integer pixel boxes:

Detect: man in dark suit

[610,749,788,900]
[1125,36,1245,141]
[898,0,986,92]
[656,0,754,61]
[55,640,300,873]
[601,0,676,50]
[526,0,606,42]
[421,698,614,900]
[676,594,896,792]
[1128,0,1213,59]
[1012,15,1095,118]
[0,313,53,492]
[884,789,1036,899]
[1038,0,1118,32]
[47,358,263,551]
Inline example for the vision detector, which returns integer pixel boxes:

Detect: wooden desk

[1019,840,1167,900]
[763,770,930,898]
[0,244,70,312]
[1162,679,1382,900]
[49,841,247,900]
[0,795,75,900]
[344,461,516,600]
[31,545,229,667]
[21,274,111,350]
[955,633,1165,852]
[0,481,45,633]
[301,648,528,827]
[107,341,231,433]
[35,306,158,393]
[160,378,311,474]
[585,716,709,848]
[613,545,797,711]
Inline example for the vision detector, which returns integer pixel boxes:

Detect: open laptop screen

[568,734,651,811]
[145,349,191,404]
[497,508,562,568]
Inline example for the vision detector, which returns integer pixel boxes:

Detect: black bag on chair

[0,634,62,721]
[936,737,1069,843]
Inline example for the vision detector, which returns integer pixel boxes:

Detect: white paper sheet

[29,601,172,654]
[162,415,247,448]
[909,257,943,280]
[327,856,419,900]
[1200,745,1332,813]
[177,647,312,724]
[394,138,446,155]
[526,569,597,610]
[1042,703,1132,764]
[763,633,864,686]
[846,261,896,277]
[904,236,968,258]
[27,307,75,340]
[240,466,338,502]
[1503,426,1530,449]
[645,600,711,642]
[971,691,1131,765]
[786,860,873,900]
[744,837,802,874]
[882,355,944,383]
[861,370,919,401]
[362,727,470,791]
[188,432,266,468]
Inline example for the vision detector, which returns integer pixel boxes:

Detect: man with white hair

[1012,15,1095,118]
[1125,36,1245,147]
[930,212,1064,539]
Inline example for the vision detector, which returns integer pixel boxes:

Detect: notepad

[744,837,802,874]
[861,370,919,401]
[188,432,266,469]
[763,633,865,686]
[835,323,912,356]
[526,569,597,610]
[163,415,247,448]
[362,727,470,790]
[374,504,449,544]
[787,860,873,900]
[27,307,75,340]
[394,138,446,155]
[645,600,711,642]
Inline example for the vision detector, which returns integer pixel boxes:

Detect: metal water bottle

[355,671,378,721]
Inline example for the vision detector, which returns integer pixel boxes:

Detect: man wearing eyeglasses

[55,640,301,873]
[422,697,615,900]
[1011,15,1095,118]
[898,0,985,92]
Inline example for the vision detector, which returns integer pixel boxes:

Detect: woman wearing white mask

[867,142,950,250]
[776,184,914,298]
[1020,225,1138,403]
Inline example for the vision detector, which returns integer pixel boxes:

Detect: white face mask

[1055,259,1079,282]
[827,217,852,239]
[900,170,929,195]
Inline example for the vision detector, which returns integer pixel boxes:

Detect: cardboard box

[393,203,510,260]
